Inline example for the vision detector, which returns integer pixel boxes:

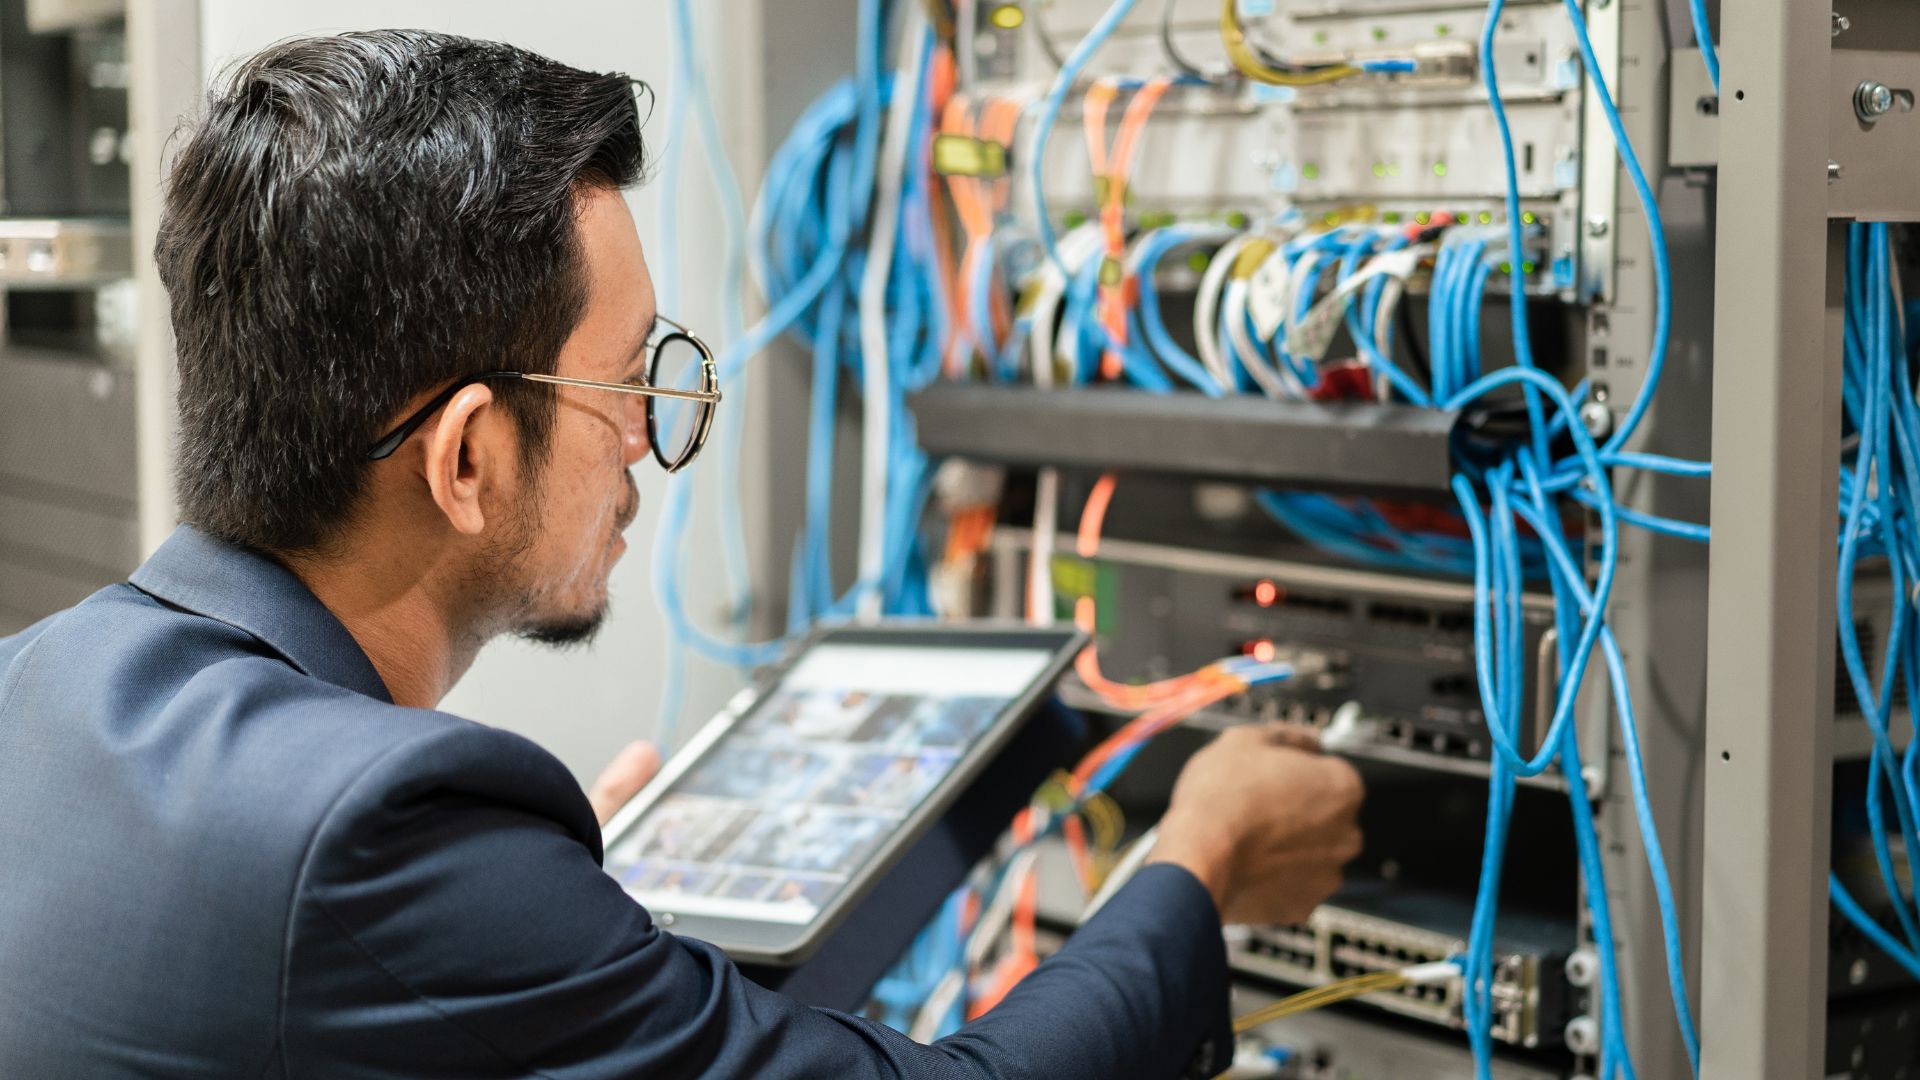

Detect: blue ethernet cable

[656,9,940,678]
[1513,455,1702,1069]
[1478,0,1551,467]
[1462,248,1494,389]
[1688,0,1720,93]
[1030,0,1144,272]
[1445,366,1620,779]
[653,81,864,672]
[1834,873,1920,982]
[1555,0,1676,463]
[1455,462,1521,1068]
[1133,226,1233,395]
[1453,465,1642,1079]
[653,0,761,742]
[1342,231,1432,405]
[1834,223,1920,957]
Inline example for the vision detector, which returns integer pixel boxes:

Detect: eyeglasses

[366,315,722,473]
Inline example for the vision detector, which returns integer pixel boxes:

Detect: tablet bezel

[600,619,1087,965]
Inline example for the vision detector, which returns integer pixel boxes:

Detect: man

[0,31,1364,1078]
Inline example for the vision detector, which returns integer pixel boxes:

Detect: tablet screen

[605,643,1059,925]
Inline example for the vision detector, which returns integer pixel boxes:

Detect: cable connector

[1319,701,1373,753]
[1402,960,1464,987]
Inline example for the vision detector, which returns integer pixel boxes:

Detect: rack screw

[1857,81,1897,123]
[1585,214,1609,239]
[1833,13,1851,36]
[1565,948,1601,988]
[1579,401,1613,439]
[1566,1016,1601,1055]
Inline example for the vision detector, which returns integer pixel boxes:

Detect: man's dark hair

[156,30,648,554]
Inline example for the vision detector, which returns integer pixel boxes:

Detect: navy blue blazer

[0,526,1233,1078]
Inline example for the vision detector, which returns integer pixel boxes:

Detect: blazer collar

[129,525,393,703]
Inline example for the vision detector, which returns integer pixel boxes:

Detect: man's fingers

[588,740,662,826]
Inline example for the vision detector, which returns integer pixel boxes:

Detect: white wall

[193,0,767,781]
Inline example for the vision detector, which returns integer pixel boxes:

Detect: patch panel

[966,0,1590,296]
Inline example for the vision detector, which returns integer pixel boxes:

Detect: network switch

[1230,883,1574,1049]
[991,528,1565,767]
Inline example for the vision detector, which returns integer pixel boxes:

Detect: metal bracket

[1829,51,1920,221]
[1575,0,1622,303]
[1666,47,1719,170]
[1668,47,1920,222]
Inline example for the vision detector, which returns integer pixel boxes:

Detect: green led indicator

[1386,163,1401,177]
[1521,211,1538,225]
[1187,251,1211,272]
[1436,23,1452,37]
[1414,211,1431,225]
[1500,261,1513,275]
[1063,210,1087,228]
[1522,260,1537,274]
[1225,210,1249,229]
[1322,211,1340,226]
[1477,211,1493,225]
[1371,26,1388,41]
[1371,163,1388,178]
[1302,163,1321,181]
[1383,211,1402,224]
[1314,30,1329,45]
[1432,162,1449,177]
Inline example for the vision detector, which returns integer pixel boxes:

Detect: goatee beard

[517,602,609,649]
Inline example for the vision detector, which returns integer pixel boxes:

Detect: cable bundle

[652,0,948,743]
[1828,223,1920,983]
[948,1,1708,1074]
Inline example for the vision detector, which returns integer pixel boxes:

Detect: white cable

[1029,469,1061,623]
[856,5,931,621]
[909,844,1041,1041]
[1194,232,1259,393]
[968,847,1043,969]
[1026,227,1100,626]
[1028,224,1104,388]
[1224,274,1299,399]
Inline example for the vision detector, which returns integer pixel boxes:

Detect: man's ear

[421,383,506,536]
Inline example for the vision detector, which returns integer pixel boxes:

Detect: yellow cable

[1231,971,1411,1034]
[1081,793,1127,886]
[1218,0,1363,87]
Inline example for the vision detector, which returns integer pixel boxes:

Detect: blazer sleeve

[279,723,1235,1080]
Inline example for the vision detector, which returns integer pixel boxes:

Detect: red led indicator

[1253,580,1280,607]
[1245,639,1277,663]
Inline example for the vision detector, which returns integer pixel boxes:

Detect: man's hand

[588,740,662,826]
[1146,723,1364,926]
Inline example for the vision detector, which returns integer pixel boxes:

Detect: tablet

[600,622,1086,965]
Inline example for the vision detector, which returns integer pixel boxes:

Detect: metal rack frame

[1702,2,1919,1076]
